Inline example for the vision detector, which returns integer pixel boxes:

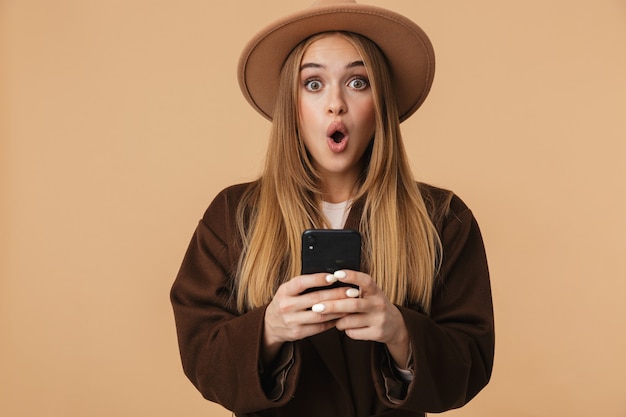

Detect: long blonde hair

[235,32,441,313]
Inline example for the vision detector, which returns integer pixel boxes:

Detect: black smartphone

[300,229,361,294]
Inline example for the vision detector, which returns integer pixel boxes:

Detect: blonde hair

[235,32,441,313]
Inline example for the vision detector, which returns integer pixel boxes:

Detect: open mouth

[330,130,345,143]
[326,122,348,152]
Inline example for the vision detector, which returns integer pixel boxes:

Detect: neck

[320,173,358,203]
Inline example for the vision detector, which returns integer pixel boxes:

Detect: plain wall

[2,0,625,416]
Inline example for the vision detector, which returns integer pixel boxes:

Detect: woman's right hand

[261,272,355,364]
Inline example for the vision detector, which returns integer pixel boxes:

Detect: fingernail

[312,303,325,313]
[346,288,360,298]
[326,274,337,283]
[334,270,347,279]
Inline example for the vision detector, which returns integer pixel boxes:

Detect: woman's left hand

[315,270,410,368]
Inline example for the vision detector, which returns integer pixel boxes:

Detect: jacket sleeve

[373,194,495,412]
[170,186,299,414]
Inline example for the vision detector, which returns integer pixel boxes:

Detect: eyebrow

[300,60,365,71]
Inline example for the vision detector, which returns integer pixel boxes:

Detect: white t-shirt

[321,200,351,229]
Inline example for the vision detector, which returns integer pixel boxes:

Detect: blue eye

[304,79,323,91]
[348,77,369,90]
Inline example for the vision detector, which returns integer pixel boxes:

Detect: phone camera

[305,235,316,250]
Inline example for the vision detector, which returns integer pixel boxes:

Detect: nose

[326,86,346,115]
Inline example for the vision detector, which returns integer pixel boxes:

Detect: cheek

[359,99,377,134]
[298,98,314,132]
[297,103,315,151]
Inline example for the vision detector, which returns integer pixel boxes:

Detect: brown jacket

[171,182,494,416]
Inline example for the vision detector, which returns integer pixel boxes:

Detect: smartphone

[300,229,361,294]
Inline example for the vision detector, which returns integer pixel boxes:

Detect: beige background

[2,0,625,416]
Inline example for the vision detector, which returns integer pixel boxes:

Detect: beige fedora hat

[237,0,435,123]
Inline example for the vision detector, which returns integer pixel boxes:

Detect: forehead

[301,33,363,62]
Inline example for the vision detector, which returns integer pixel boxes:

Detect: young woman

[171,1,494,416]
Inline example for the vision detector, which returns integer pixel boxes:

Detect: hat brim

[238,3,435,123]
